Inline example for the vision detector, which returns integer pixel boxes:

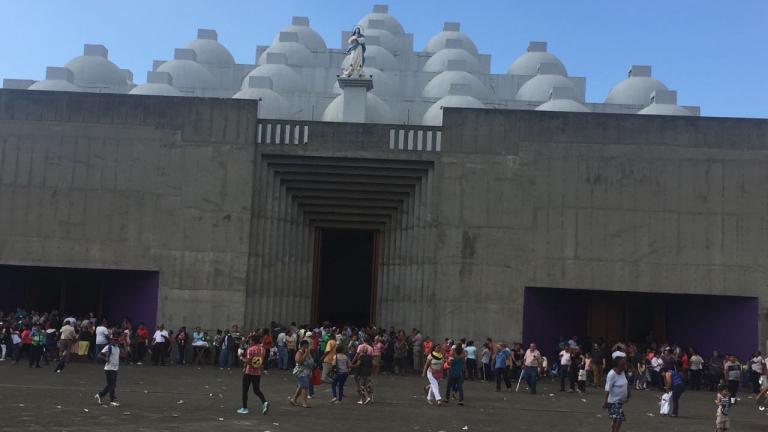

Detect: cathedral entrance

[312,228,378,326]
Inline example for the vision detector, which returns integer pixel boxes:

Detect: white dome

[274,25,326,52]
[516,74,578,102]
[28,80,82,92]
[129,83,183,96]
[333,67,396,97]
[241,64,304,93]
[65,55,128,86]
[536,99,590,112]
[357,8,405,35]
[156,59,217,89]
[424,49,481,73]
[363,28,401,53]
[422,94,484,126]
[233,88,289,119]
[257,42,315,68]
[341,45,399,71]
[605,76,669,105]
[184,39,235,65]
[322,93,394,124]
[508,52,567,76]
[638,104,692,116]
[422,71,488,99]
[425,30,478,55]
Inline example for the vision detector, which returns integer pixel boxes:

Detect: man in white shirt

[151,324,169,366]
[276,330,287,370]
[559,347,573,392]
[522,343,543,394]
[284,330,297,369]
[604,351,629,432]
[94,320,110,363]
[95,335,125,407]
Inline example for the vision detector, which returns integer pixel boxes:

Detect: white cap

[612,351,626,360]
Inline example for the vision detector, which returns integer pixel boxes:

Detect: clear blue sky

[1,0,765,118]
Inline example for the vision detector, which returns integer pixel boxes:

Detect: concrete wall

[436,108,768,344]
[0,89,765,351]
[0,89,257,328]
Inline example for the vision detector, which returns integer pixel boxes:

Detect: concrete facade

[0,89,766,348]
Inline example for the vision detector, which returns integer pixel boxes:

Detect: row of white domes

[21,3,694,123]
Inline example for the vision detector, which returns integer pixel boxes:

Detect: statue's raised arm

[343,26,366,78]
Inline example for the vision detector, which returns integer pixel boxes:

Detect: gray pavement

[0,361,766,432]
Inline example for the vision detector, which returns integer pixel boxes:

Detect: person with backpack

[352,337,374,405]
[237,334,269,415]
[94,335,126,407]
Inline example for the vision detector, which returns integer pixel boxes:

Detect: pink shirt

[373,342,383,356]
[357,343,373,355]
[524,349,542,367]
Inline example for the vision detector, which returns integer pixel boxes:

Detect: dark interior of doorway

[0,264,159,328]
[522,287,758,361]
[315,228,377,327]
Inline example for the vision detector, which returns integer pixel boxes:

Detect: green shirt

[31,330,45,346]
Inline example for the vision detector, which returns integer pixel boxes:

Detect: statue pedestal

[337,76,373,123]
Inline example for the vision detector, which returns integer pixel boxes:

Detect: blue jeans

[218,349,234,369]
[560,364,572,391]
[277,346,288,370]
[671,383,685,416]
[523,366,538,394]
[331,372,349,400]
[446,376,464,401]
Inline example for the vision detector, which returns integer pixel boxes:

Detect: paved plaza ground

[0,361,766,432]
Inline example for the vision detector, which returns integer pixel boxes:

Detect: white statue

[343,26,366,77]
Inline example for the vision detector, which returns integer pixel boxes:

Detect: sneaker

[110,401,120,407]
[330,397,337,403]
[357,400,364,405]
[261,401,269,415]
[288,397,297,407]
[136,362,143,365]
[307,395,313,399]
[332,400,341,404]
[458,401,464,406]
[94,394,102,405]
[364,397,372,405]
[237,408,249,414]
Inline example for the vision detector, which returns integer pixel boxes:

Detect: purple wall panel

[667,294,758,361]
[522,287,588,359]
[0,264,158,329]
[103,271,159,330]
[0,266,27,312]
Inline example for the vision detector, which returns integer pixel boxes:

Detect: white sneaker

[330,397,337,403]
[110,401,120,407]
[136,362,143,365]
[94,394,102,405]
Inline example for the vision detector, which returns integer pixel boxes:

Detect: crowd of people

[1,308,767,430]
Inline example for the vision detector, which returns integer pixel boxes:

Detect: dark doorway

[313,228,377,326]
[522,287,758,361]
[0,264,159,329]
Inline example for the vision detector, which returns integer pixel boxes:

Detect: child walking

[94,335,125,407]
[577,363,587,393]
[636,361,648,390]
[715,384,731,431]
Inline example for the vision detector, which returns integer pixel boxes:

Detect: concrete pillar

[337,77,373,123]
